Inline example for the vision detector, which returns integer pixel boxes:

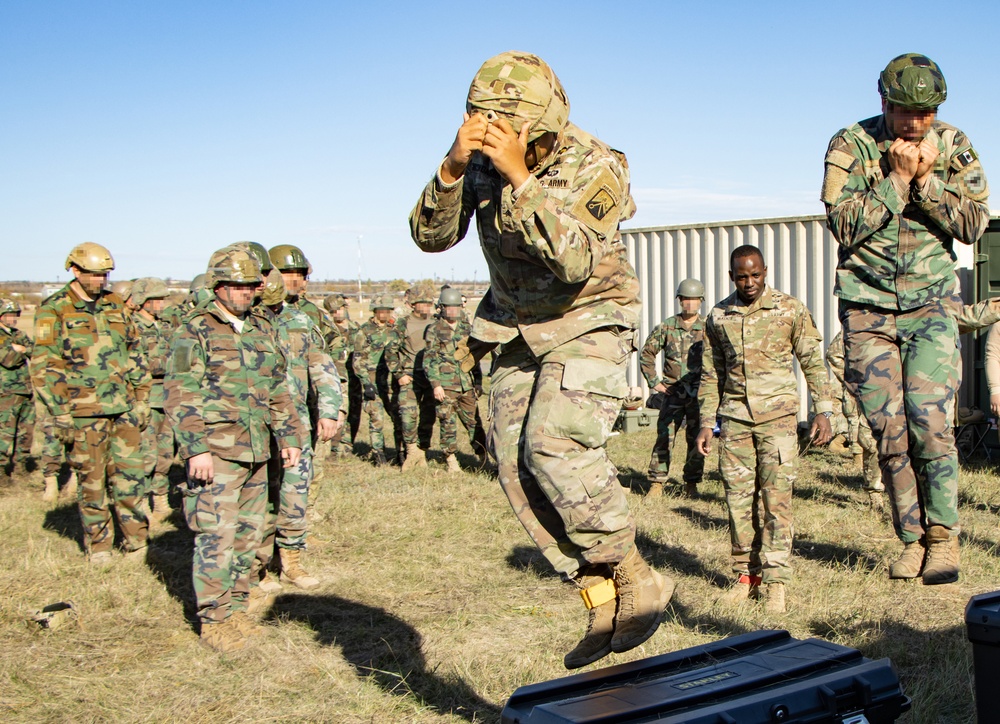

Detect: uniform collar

[723,285,774,315]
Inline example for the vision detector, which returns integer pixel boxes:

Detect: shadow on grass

[637,531,732,590]
[505,545,560,580]
[958,488,1000,516]
[144,526,197,627]
[794,480,859,506]
[672,506,728,532]
[42,501,85,553]
[793,536,880,571]
[269,593,501,723]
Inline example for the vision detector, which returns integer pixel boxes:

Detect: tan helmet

[370,294,395,311]
[65,242,115,272]
[466,51,570,142]
[132,277,169,306]
[0,297,21,315]
[261,268,286,306]
[405,281,437,305]
[111,280,134,301]
[323,293,348,312]
[268,244,309,272]
[206,246,262,286]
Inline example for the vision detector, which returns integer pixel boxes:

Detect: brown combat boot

[611,547,674,653]
[868,490,885,511]
[718,573,761,606]
[763,582,786,614]
[229,611,265,637]
[401,443,427,471]
[564,565,617,670]
[888,539,925,579]
[279,548,320,590]
[684,482,699,498]
[42,476,59,504]
[60,472,78,502]
[853,452,864,468]
[444,453,461,473]
[148,493,171,526]
[922,526,959,585]
[827,435,851,456]
[199,621,246,653]
[646,481,664,498]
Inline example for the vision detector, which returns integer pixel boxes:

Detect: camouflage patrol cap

[111,280,133,301]
[370,294,395,311]
[206,247,263,286]
[268,244,309,271]
[879,53,947,110]
[439,287,463,307]
[676,278,705,299]
[0,297,21,315]
[235,241,274,273]
[132,277,169,306]
[189,273,208,293]
[466,51,569,142]
[323,293,348,312]
[405,281,437,304]
[261,268,286,306]
[65,242,115,272]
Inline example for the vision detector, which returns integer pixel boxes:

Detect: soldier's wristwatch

[821,411,833,419]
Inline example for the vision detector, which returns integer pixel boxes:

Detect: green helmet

[405,281,436,305]
[189,273,208,293]
[261,268,286,306]
[466,51,569,142]
[206,247,262,286]
[0,297,21,315]
[65,242,115,272]
[111,280,133,301]
[370,294,395,311]
[268,244,309,272]
[439,288,463,307]
[132,277,169,306]
[676,278,705,299]
[323,293,348,312]
[235,241,274,273]
[879,53,947,110]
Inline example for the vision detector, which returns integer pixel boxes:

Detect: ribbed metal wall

[622,214,977,420]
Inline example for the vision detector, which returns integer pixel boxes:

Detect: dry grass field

[3,416,1000,723]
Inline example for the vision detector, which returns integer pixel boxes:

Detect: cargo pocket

[542,356,628,449]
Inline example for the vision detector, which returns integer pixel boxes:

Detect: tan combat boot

[610,547,674,653]
[922,526,959,585]
[401,443,427,471]
[763,582,786,614]
[229,611,264,637]
[853,452,864,468]
[148,493,171,526]
[42,476,59,504]
[60,472,78,501]
[868,490,885,511]
[565,565,617,670]
[279,548,320,590]
[445,453,461,473]
[718,574,761,606]
[888,539,925,579]
[199,621,246,653]
[827,435,851,456]
[646,482,664,498]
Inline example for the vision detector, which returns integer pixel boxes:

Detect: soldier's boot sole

[611,548,674,653]
[889,540,926,579]
[922,526,960,585]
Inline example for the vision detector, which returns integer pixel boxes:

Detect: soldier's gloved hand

[363,383,377,401]
[131,401,151,430]
[53,414,75,445]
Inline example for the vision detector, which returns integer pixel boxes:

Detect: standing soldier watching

[410,51,674,669]
[131,277,175,526]
[639,279,706,498]
[161,274,210,331]
[386,282,437,470]
[164,247,303,653]
[268,245,329,339]
[30,243,152,563]
[0,297,35,482]
[423,287,487,472]
[822,53,989,584]
[352,295,398,466]
[324,293,362,457]
[695,246,833,613]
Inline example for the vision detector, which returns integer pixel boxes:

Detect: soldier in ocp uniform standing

[822,53,989,585]
[324,293,362,457]
[165,247,303,653]
[410,51,674,669]
[639,279,706,498]
[352,295,398,465]
[423,287,487,472]
[30,243,152,563]
[695,246,833,614]
[0,297,35,481]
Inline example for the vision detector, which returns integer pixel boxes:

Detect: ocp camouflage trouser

[436,389,487,456]
[719,414,798,585]
[841,299,959,543]
[0,393,34,466]
[257,438,314,576]
[647,389,704,484]
[181,456,267,625]
[397,371,436,448]
[488,330,636,580]
[70,413,148,554]
[141,407,174,496]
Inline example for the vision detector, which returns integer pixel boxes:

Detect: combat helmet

[466,51,569,142]
[268,244,309,272]
[206,246,262,286]
[370,294,395,311]
[261,268,286,306]
[676,279,705,299]
[111,280,134,302]
[439,287,463,307]
[0,297,21,315]
[65,242,115,272]
[235,241,274,273]
[879,53,947,110]
[323,293,348,312]
[189,273,208,293]
[132,277,169,306]
[405,281,437,305]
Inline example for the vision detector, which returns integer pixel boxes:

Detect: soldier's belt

[580,578,617,609]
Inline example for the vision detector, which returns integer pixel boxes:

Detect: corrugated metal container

[622,214,978,420]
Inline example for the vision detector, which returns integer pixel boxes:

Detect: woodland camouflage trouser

[141,407,174,496]
[397,371,436,448]
[436,389,486,457]
[647,388,703,484]
[0,393,33,466]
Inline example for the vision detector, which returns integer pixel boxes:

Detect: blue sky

[2,1,997,282]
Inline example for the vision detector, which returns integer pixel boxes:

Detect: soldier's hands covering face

[442,112,488,184]
[914,138,940,186]
[482,116,531,189]
[888,138,921,184]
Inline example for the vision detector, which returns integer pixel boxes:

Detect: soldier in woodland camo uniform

[639,279,705,498]
[822,53,989,585]
[160,274,210,331]
[423,287,487,472]
[352,295,398,465]
[410,51,674,669]
[0,297,34,479]
[324,294,362,456]
[164,248,303,653]
[386,282,438,470]
[696,246,833,614]
[30,243,152,561]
